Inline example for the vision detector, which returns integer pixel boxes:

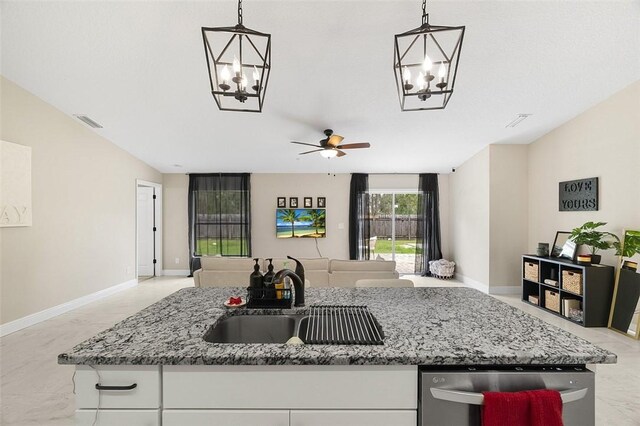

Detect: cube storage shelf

[521,255,614,327]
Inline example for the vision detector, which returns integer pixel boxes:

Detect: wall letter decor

[559,177,598,212]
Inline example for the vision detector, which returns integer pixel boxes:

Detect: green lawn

[196,239,247,256]
[374,239,419,254]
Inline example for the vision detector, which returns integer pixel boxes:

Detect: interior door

[137,186,155,277]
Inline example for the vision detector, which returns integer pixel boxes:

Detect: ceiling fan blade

[336,142,371,149]
[336,150,347,157]
[299,149,325,155]
[327,135,344,147]
[291,141,322,148]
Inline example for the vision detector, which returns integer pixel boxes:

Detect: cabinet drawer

[164,365,417,409]
[75,365,160,409]
[163,410,289,426]
[75,409,159,425]
[290,410,417,426]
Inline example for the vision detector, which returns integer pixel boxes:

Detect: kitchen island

[58,287,615,425]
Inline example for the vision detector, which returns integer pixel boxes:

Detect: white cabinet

[163,365,417,409]
[163,410,289,426]
[75,409,160,425]
[75,365,161,409]
[290,410,417,426]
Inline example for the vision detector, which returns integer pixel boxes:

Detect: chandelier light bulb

[220,65,230,83]
[320,149,338,158]
[232,56,241,74]
[417,72,426,90]
[438,62,447,79]
[240,74,247,90]
[253,66,260,83]
[403,66,411,84]
[422,55,432,73]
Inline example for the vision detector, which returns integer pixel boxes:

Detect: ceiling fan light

[320,149,338,158]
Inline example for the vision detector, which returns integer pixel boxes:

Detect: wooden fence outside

[370,215,417,239]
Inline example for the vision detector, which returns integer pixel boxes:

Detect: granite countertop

[58,287,616,366]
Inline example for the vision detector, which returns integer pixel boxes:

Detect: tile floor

[1,276,638,425]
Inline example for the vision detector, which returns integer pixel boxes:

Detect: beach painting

[276,209,326,239]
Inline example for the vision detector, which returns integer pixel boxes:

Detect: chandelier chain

[237,0,243,25]
[421,0,428,25]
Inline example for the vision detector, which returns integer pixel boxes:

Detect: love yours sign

[559,177,599,211]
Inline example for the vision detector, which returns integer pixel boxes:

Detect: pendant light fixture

[393,0,465,111]
[202,0,271,113]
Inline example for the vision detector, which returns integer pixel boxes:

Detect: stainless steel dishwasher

[419,365,594,426]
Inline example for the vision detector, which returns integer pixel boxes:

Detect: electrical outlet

[338,222,345,230]
[175,257,180,265]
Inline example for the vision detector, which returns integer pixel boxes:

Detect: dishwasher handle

[430,387,588,406]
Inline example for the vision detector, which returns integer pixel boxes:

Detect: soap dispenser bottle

[263,258,275,287]
[249,258,264,290]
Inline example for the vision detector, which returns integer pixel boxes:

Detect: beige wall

[0,77,162,325]
[450,147,491,287]
[489,145,528,287]
[252,173,351,259]
[528,80,640,268]
[162,173,451,268]
[162,173,189,271]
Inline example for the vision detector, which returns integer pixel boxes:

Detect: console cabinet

[521,255,614,327]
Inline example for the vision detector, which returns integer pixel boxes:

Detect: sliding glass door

[368,192,418,274]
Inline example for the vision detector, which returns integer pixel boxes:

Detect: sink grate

[305,305,384,345]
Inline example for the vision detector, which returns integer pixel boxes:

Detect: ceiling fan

[291,129,371,158]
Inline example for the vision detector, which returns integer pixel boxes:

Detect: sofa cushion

[329,259,397,272]
[200,257,259,271]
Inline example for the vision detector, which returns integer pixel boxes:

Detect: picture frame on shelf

[304,197,312,208]
[551,231,577,261]
[289,197,298,208]
[277,197,286,208]
[317,197,326,208]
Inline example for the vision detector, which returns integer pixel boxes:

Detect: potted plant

[612,230,640,271]
[569,221,619,264]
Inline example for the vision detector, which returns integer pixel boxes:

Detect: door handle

[95,383,137,391]
[430,387,588,406]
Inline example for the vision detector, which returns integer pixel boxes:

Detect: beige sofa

[193,256,398,288]
[329,259,399,288]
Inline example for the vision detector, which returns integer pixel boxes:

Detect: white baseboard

[0,278,138,337]
[488,285,521,295]
[456,274,489,293]
[455,274,520,295]
[161,269,190,276]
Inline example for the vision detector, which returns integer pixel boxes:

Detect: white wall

[449,147,491,287]
[162,173,189,271]
[489,145,528,287]
[528,80,640,267]
[0,77,162,325]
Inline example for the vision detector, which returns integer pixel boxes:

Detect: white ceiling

[2,1,639,174]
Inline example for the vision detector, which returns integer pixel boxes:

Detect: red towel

[482,391,531,426]
[482,390,563,426]
[527,390,563,426]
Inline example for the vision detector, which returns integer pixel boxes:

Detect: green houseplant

[612,230,640,271]
[569,221,619,264]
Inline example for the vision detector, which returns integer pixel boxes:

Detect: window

[188,173,251,258]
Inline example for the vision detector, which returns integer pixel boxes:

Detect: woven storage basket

[544,290,560,313]
[429,260,456,279]
[562,270,583,295]
[524,261,539,282]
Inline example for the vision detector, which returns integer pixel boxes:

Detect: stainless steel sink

[203,314,306,344]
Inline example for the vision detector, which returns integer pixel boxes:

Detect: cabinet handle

[95,383,137,391]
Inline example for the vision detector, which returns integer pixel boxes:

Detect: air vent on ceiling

[505,114,532,128]
[74,115,103,128]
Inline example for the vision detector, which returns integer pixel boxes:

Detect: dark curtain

[188,173,251,275]
[349,173,370,260]
[415,173,442,275]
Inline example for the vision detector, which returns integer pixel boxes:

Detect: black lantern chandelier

[202,0,271,112]
[393,0,465,111]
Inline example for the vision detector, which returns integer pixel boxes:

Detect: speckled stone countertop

[58,287,616,366]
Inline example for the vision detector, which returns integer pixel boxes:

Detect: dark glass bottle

[250,258,264,289]
[263,258,275,287]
